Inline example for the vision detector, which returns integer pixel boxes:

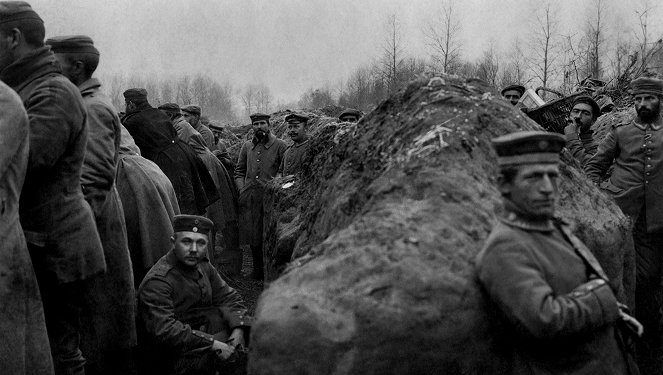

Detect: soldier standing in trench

[280,112,311,176]
[477,131,640,374]
[46,35,136,375]
[585,77,663,374]
[234,113,287,280]
[0,3,107,373]
[563,95,600,167]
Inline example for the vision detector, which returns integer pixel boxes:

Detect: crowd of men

[3,1,663,374]
[0,2,367,374]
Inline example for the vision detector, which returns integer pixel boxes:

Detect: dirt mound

[592,107,635,144]
[250,75,634,374]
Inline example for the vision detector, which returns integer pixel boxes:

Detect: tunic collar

[78,77,101,96]
[633,114,663,131]
[252,132,276,149]
[498,212,556,232]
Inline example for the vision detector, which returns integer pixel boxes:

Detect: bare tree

[380,14,406,92]
[424,0,462,74]
[475,42,500,87]
[527,2,560,98]
[255,84,273,113]
[585,0,607,79]
[241,84,258,117]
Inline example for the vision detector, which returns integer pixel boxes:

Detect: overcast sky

[29,0,663,103]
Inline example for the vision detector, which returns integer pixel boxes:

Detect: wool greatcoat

[123,103,218,215]
[280,138,310,176]
[116,126,181,287]
[0,80,54,375]
[76,78,137,375]
[172,117,241,273]
[137,250,251,374]
[235,133,287,246]
[0,46,105,284]
[476,210,634,375]
[585,114,663,232]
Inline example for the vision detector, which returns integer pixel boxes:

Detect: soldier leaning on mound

[501,84,525,106]
[585,76,663,375]
[234,113,287,280]
[476,131,641,375]
[563,95,600,167]
[137,215,250,375]
[0,3,107,374]
[280,112,311,176]
[182,104,215,150]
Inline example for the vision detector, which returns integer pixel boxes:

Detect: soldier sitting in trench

[137,214,251,375]
[476,131,641,374]
[563,95,600,167]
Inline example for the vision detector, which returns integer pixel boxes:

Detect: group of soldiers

[0,2,366,374]
[4,1,663,375]
[484,77,663,374]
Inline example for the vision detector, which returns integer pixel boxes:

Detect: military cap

[0,1,42,25]
[208,122,224,131]
[45,35,99,55]
[181,104,201,116]
[571,95,601,118]
[250,112,270,122]
[172,214,214,236]
[284,113,309,123]
[157,102,180,112]
[630,77,663,96]
[492,131,565,167]
[500,84,526,96]
[123,88,147,101]
[339,108,362,119]
[595,95,614,112]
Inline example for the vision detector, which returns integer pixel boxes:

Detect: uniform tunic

[585,115,663,232]
[234,133,287,246]
[476,211,632,375]
[77,78,136,375]
[137,251,250,373]
[0,80,53,375]
[564,124,598,167]
[194,122,215,150]
[280,139,310,176]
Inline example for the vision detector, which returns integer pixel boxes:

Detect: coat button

[255,176,259,179]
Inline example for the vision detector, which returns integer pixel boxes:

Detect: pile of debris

[249,75,634,374]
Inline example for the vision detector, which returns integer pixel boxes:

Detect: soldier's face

[172,231,209,268]
[501,164,559,219]
[183,112,199,126]
[287,121,307,143]
[570,103,595,132]
[503,90,521,106]
[252,120,269,138]
[635,94,661,122]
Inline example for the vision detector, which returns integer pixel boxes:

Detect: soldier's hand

[212,340,235,360]
[228,328,246,348]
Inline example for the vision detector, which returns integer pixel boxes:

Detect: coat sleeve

[234,143,248,181]
[564,125,590,167]
[209,266,251,330]
[584,127,618,183]
[25,81,81,171]
[477,235,620,340]
[138,277,214,351]
[0,87,28,177]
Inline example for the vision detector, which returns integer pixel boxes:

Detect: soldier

[585,76,663,374]
[123,89,218,214]
[477,131,640,375]
[281,112,311,176]
[0,3,106,373]
[46,35,136,375]
[182,104,215,149]
[234,113,287,280]
[137,215,250,375]
[339,108,362,123]
[501,84,525,106]
[0,77,53,374]
[115,125,181,287]
[563,95,600,167]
